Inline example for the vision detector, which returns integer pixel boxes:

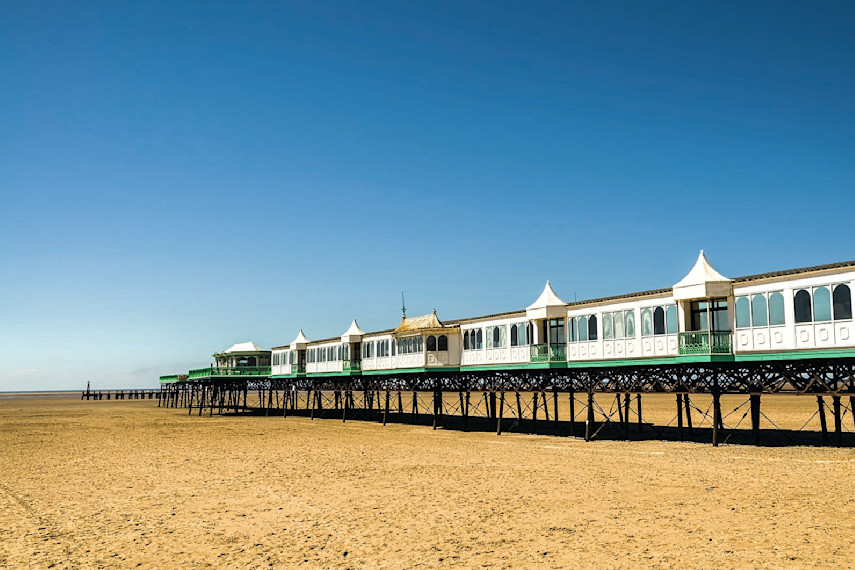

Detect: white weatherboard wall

[733,272,855,354]
[567,296,679,362]
[461,314,530,367]
[361,334,394,371]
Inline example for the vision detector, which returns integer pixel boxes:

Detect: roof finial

[401,291,406,318]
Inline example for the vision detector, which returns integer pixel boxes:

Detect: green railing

[678,331,733,355]
[530,344,567,363]
[159,374,186,384]
[188,366,271,379]
[343,360,362,372]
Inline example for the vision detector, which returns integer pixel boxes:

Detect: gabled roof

[673,250,732,300]
[289,329,310,350]
[526,281,567,319]
[395,310,452,334]
[222,341,267,354]
[341,319,365,342]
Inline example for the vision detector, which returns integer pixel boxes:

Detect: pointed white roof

[673,250,733,300]
[526,281,568,319]
[341,319,365,342]
[223,341,266,353]
[290,329,310,350]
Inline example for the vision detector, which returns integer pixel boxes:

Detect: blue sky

[1,1,853,390]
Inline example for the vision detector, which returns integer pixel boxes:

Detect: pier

[157,357,855,447]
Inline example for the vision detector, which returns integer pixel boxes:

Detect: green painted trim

[675,355,736,364]
[734,348,855,362]
[362,366,461,376]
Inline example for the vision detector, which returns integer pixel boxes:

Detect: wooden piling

[636,394,642,434]
[496,391,504,435]
[531,391,538,434]
[750,394,761,445]
[383,389,389,426]
[712,390,722,447]
[685,394,694,434]
[817,395,828,441]
[623,393,630,437]
[676,394,684,440]
[585,392,594,442]
[569,391,576,437]
[832,395,842,446]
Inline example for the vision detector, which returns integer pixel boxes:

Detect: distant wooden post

[676,394,684,440]
[553,388,559,426]
[636,394,642,434]
[817,396,828,441]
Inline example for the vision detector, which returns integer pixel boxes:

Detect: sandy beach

[1,393,853,568]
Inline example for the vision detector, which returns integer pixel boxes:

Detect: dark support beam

[623,393,630,438]
[750,394,761,445]
[585,392,595,442]
[531,391,538,434]
[342,390,348,423]
[489,391,497,421]
[497,391,504,435]
[515,392,523,426]
[569,391,576,437]
[712,390,722,447]
[851,396,855,432]
[542,391,549,422]
[637,394,642,434]
[817,395,828,440]
[411,391,417,423]
[553,388,559,426]
[832,395,842,446]
[685,395,694,434]
[676,394,684,441]
[383,389,390,426]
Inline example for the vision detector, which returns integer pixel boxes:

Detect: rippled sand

[0,394,853,568]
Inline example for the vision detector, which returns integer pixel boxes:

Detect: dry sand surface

[1,393,853,569]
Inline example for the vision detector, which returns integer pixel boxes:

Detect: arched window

[417,337,423,352]
[427,335,437,351]
[493,327,500,347]
[833,284,852,320]
[625,310,636,337]
[438,335,448,351]
[578,316,588,341]
[476,329,483,349]
[614,311,625,338]
[569,318,577,342]
[813,286,831,322]
[735,296,750,328]
[767,292,784,325]
[666,305,678,334]
[392,340,396,356]
[653,307,665,335]
[603,313,613,339]
[751,294,768,327]
[588,315,598,341]
[510,325,518,346]
[794,289,812,323]
[641,308,653,337]
[463,331,470,350]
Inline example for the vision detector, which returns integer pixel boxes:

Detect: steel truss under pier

[159,358,855,447]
